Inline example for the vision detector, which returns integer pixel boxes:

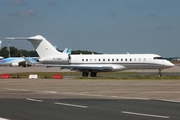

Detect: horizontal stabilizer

[5,35,43,41]
[5,37,29,40]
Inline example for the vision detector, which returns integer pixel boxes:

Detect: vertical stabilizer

[27,35,62,58]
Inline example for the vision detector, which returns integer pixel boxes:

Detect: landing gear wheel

[158,69,162,77]
[82,72,89,77]
[90,72,97,77]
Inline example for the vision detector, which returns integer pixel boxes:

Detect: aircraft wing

[36,64,126,71]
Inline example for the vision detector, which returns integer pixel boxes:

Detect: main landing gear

[82,72,97,77]
[158,69,162,77]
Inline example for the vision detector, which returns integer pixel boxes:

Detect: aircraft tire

[90,72,97,77]
[82,72,89,77]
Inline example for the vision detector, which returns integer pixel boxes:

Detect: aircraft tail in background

[62,48,72,54]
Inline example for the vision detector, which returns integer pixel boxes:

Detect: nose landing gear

[158,69,162,77]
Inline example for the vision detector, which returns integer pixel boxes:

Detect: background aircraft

[0,57,38,67]
[0,40,38,67]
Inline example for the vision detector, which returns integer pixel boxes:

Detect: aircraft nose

[165,61,174,68]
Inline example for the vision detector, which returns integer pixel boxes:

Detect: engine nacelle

[11,62,19,66]
[39,54,70,64]
[111,64,126,71]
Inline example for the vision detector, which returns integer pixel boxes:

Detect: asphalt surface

[0,65,180,120]
[0,79,180,120]
[0,99,179,120]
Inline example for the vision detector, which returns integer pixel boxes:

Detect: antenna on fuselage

[0,40,2,48]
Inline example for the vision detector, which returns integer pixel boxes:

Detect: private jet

[6,35,174,77]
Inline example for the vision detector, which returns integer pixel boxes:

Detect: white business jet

[6,35,174,77]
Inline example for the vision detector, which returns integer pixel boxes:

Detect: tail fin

[62,48,72,54]
[6,35,62,58]
[62,48,69,53]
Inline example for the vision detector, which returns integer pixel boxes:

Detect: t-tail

[6,35,62,59]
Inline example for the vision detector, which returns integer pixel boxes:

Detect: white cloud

[48,1,56,6]
[7,0,25,5]
[10,10,36,16]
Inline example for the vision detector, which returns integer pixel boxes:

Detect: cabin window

[94,59,96,61]
[134,58,136,61]
[116,59,118,61]
[103,59,105,61]
[139,58,141,61]
[86,59,88,61]
[112,59,114,61]
[125,59,127,61]
[90,59,92,61]
[144,58,146,61]
[82,59,84,61]
[108,59,110,61]
[121,59,123,61]
[99,59,101,61]
[130,59,132,61]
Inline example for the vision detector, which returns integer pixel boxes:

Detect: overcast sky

[0,0,180,57]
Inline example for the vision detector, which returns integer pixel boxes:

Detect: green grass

[7,72,81,79]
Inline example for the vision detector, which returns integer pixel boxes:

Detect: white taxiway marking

[39,91,57,94]
[26,98,43,102]
[110,96,119,98]
[54,102,88,108]
[0,118,9,120]
[62,92,150,100]
[157,99,180,103]
[121,111,170,119]
[5,88,29,91]
[4,89,180,103]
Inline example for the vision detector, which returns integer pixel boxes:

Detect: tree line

[0,46,100,58]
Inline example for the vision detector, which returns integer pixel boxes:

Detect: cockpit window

[154,57,163,59]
